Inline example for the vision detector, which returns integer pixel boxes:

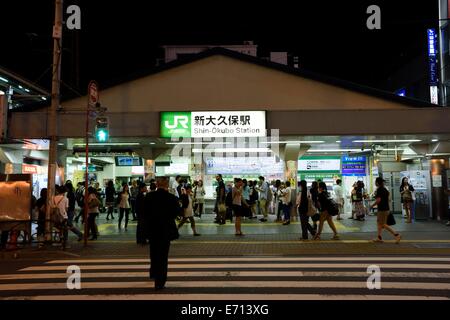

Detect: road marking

[44,256,450,264]
[19,263,450,271]
[3,294,448,300]
[1,281,449,291]
[3,271,450,280]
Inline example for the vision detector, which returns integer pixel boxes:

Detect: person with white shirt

[281,181,292,225]
[333,179,345,220]
[178,185,200,236]
[52,185,83,245]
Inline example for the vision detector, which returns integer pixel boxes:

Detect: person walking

[130,180,139,221]
[274,180,282,222]
[193,180,206,218]
[297,180,316,240]
[178,185,201,236]
[313,182,339,240]
[105,180,116,220]
[333,179,345,220]
[73,182,85,224]
[136,182,148,245]
[310,181,319,231]
[64,182,83,242]
[232,178,245,236]
[351,181,367,221]
[371,177,402,243]
[118,184,131,230]
[281,181,293,225]
[86,187,100,240]
[400,177,415,223]
[51,185,69,244]
[142,177,181,290]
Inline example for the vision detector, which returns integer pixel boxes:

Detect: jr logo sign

[161,112,192,138]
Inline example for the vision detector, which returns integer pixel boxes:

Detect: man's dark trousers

[149,240,171,288]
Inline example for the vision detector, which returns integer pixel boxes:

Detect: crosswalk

[1,256,449,300]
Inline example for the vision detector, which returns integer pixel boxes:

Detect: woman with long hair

[105,180,116,220]
[309,181,319,231]
[313,182,339,240]
[400,177,415,223]
[118,184,131,230]
[296,180,316,240]
[87,187,100,240]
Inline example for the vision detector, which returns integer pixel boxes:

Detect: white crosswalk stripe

[1,256,449,300]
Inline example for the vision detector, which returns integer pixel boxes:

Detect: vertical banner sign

[427,29,439,105]
[0,94,7,140]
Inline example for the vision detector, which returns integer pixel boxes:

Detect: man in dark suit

[142,177,181,290]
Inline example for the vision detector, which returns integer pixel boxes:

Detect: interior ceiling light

[166,141,232,145]
[268,140,325,144]
[307,149,371,153]
[73,143,140,147]
[352,139,421,143]
[431,139,439,142]
[193,148,272,153]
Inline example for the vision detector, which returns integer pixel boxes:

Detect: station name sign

[160,111,266,138]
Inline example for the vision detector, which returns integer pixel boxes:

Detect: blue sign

[427,29,439,85]
[342,156,366,176]
[396,88,406,97]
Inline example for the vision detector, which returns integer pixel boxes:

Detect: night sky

[0,0,438,98]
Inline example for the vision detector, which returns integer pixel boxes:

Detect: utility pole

[45,0,63,241]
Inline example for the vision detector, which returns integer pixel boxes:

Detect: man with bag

[142,176,181,290]
[371,177,401,244]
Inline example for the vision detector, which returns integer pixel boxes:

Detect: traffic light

[95,116,109,142]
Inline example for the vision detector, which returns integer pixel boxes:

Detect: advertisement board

[0,174,32,222]
[161,111,266,138]
[342,156,366,176]
[298,156,341,173]
[205,156,284,175]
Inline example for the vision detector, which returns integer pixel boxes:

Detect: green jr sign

[160,112,192,138]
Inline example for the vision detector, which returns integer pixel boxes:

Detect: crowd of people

[23,172,409,249]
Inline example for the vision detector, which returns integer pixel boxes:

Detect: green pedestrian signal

[95,117,109,142]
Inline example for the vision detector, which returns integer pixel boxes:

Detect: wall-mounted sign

[427,28,439,105]
[298,156,341,173]
[115,156,143,166]
[205,156,283,175]
[432,175,443,188]
[342,156,366,176]
[22,164,38,175]
[160,111,266,138]
[131,166,145,175]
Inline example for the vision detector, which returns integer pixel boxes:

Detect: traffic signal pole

[45,0,63,242]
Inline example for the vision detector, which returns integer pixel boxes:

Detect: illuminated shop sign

[160,111,266,138]
[427,28,439,105]
[342,156,366,176]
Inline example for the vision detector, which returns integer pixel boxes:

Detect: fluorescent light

[268,140,325,144]
[307,149,371,153]
[58,143,64,146]
[431,139,438,142]
[73,143,140,147]
[336,140,341,143]
[193,148,272,153]
[41,97,47,101]
[24,88,30,93]
[166,141,232,145]
[149,142,156,145]
[352,139,421,143]
[18,85,23,89]
[426,153,450,156]
[0,77,9,83]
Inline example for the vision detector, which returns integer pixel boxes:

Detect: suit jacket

[142,189,181,242]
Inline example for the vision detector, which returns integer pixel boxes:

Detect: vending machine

[400,170,432,220]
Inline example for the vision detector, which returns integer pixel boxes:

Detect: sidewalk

[2,213,450,260]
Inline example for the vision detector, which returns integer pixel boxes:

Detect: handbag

[50,197,65,225]
[387,213,396,226]
[306,198,317,217]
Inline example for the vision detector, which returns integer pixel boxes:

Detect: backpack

[327,198,339,216]
[225,190,233,207]
[75,187,84,207]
